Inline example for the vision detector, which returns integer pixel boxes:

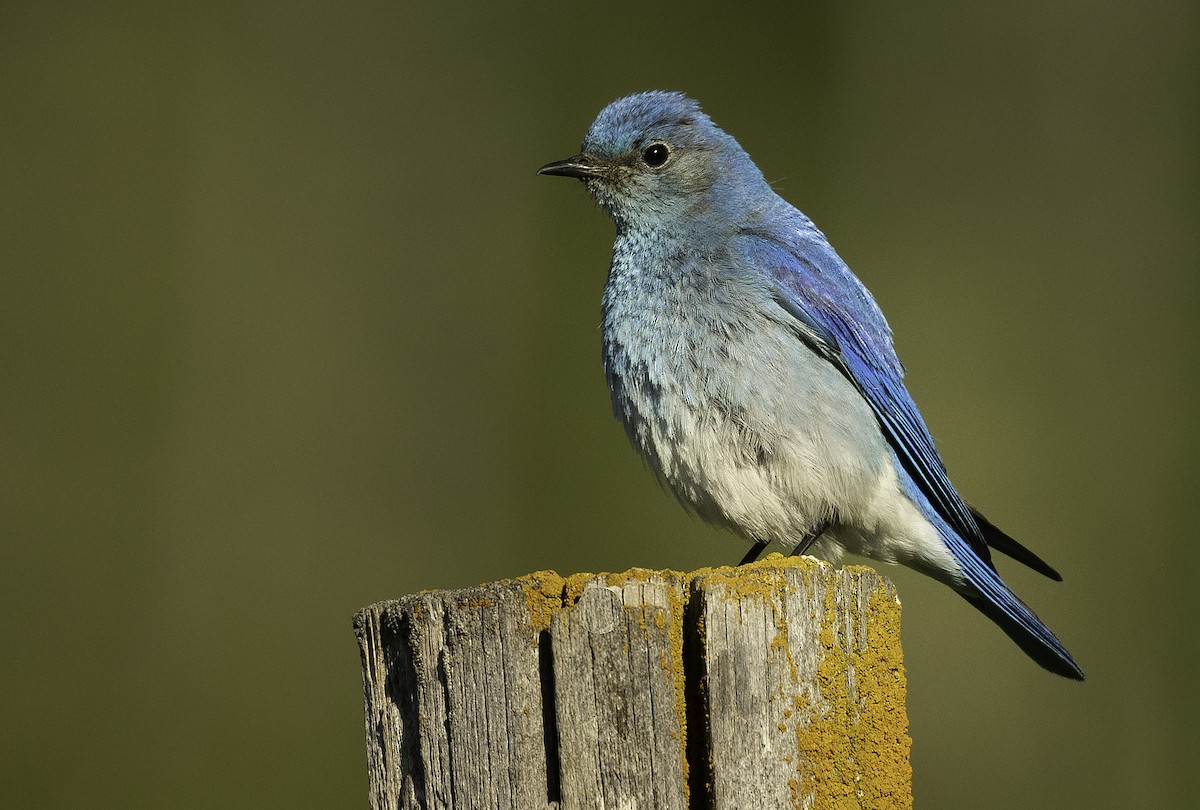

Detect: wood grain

[354,557,911,809]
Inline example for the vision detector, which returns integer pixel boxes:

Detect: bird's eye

[641,143,670,168]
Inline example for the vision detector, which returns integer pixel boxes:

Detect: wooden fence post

[353,555,912,809]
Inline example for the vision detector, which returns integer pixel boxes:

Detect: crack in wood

[354,559,910,809]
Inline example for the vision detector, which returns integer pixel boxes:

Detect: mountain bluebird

[539,91,1082,679]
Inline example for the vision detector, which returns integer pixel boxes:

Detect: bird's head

[539,91,769,232]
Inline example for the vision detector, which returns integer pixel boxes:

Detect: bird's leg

[737,540,769,566]
[739,519,831,566]
[789,519,831,558]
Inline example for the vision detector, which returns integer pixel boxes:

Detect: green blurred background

[2,1,1195,807]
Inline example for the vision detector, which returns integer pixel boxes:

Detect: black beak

[537,154,606,179]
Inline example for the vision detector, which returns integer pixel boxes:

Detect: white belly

[606,303,962,584]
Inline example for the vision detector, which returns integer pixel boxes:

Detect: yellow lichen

[515,569,565,633]
[490,559,909,808]
[789,571,912,809]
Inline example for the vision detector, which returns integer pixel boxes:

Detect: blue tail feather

[931,505,1084,680]
[895,461,1084,680]
[956,553,1084,680]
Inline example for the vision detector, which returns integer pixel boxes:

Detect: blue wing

[736,225,988,563]
[736,224,1084,679]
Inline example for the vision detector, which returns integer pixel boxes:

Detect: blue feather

[745,226,1083,679]
[541,90,1083,679]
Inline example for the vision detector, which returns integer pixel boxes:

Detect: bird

[538,90,1083,680]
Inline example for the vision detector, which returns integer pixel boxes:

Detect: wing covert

[740,230,990,563]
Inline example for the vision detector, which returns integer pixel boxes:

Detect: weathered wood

[550,572,689,810]
[354,577,554,809]
[354,556,911,810]
[692,564,911,808]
